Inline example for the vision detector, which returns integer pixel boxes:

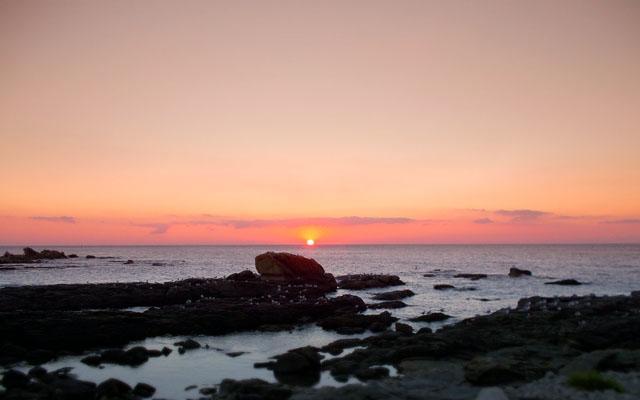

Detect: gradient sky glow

[1,0,639,244]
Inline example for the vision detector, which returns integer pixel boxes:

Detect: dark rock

[355,366,389,381]
[26,349,55,364]
[2,369,30,389]
[255,252,337,290]
[28,366,47,379]
[68,254,78,258]
[423,273,436,277]
[372,289,415,301]
[218,378,292,400]
[409,312,452,322]
[227,270,260,281]
[465,356,525,385]
[81,354,102,366]
[395,322,414,334]
[454,273,488,280]
[318,311,397,333]
[367,300,407,309]
[86,255,96,259]
[509,267,532,277]
[200,387,217,395]
[161,346,172,356]
[96,378,132,398]
[0,248,66,264]
[174,339,201,351]
[124,259,134,265]
[434,284,455,290]
[320,338,363,355]
[545,279,582,286]
[48,374,97,400]
[133,382,156,398]
[269,346,322,374]
[336,274,404,290]
[417,327,433,334]
[226,351,246,358]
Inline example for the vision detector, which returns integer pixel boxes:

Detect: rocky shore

[1,251,639,400]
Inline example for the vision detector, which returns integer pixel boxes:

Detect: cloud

[209,216,416,229]
[494,209,550,222]
[133,223,170,234]
[473,218,494,224]
[600,219,640,225]
[30,216,76,224]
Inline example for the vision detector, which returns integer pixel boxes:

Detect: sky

[1,0,639,245]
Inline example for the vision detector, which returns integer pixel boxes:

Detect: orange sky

[1,1,639,245]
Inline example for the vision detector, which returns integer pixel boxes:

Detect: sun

[306,239,315,246]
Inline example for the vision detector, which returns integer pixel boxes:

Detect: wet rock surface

[545,279,583,286]
[453,273,488,280]
[367,300,407,309]
[508,267,532,277]
[371,289,415,301]
[336,274,404,290]
[0,282,365,364]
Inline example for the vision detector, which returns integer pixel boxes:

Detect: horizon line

[1,242,639,247]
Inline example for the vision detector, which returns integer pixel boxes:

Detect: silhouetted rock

[355,366,389,381]
[217,379,292,400]
[255,252,337,290]
[454,273,488,280]
[133,382,156,398]
[367,300,407,309]
[509,267,532,277]
[2,369,30,389]
[545,279,582,286]
[395,322,414,334]
[410,312,452,322]
[372,289,415,300]
[96,378,131,398]
[0,247,67,264]
[68,254,78,258]
[175,338,201,352]
[85,255,96,259]
[317,311,396,334]
[434,284,455,290]
[124,259,134,264]
[227,270,259,281]
[336,274,404,290]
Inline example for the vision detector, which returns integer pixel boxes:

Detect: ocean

[2,244,639,398]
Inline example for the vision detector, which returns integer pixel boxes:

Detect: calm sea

[3,244,640,398]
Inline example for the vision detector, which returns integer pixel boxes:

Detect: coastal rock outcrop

[545,279,582,286]
[509,267,532,277]
[255,252,337,290]
[372,289,415,300]
[0,248,67,264]
[336,274,404,290]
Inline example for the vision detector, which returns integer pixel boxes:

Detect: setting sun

[306,239,315,246]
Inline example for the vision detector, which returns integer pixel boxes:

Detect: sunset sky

[1,0,639,245]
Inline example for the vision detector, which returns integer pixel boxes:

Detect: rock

[226,351,246,358]
[270,346,322,374]
[354,366,389,381]
[395,322,414,334]
[318,311,397,333]
[336,274,404,290]
[174,338,201,351]
[26,348,55,364]
[86,255,96,259]
[409,312,452,322]
[81,354,102,366]
[0,248,67,264]
[124,259,134,265]
[218,379,292,400]
[464,356,525,385]
[227,270,260,281]
[372,289,415,301]
[27,366,47,379]
[434,284,455,290]
[423,273,436,277]
[509,267,532,277]
[545,279,582,286]
[96,378,132,398]
[48,374,97,400]
[255,252,337,290]
[320,338,363,356]
[82,346,161,367]
[133,382,156,398]
[2,369,30,389]
[454,273,488,280]
[417,327,433,334]
[161,346,172,356]
[200,387,217,395]
[68,254,78,258]
[368,300,407,309]
[476,387,509,400]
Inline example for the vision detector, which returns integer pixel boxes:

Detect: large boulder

[255,252,337,290]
